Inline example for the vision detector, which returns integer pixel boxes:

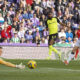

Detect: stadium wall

[1,46,80,60]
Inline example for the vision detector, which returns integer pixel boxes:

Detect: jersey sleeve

[56,17,60,23]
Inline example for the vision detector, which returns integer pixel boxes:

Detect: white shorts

[75,39,80,47]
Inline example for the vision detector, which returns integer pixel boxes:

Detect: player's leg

[67,46,79,63]
[48,34,61,59]
[64,39,80,65]
[49,40,60,55]
[64,47,79,65]
[75,49,79,59]
[47,36,53,59]
[48,39,54,59]
[49,43,61,59]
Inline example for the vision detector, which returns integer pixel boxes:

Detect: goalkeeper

[46,12,67,59]
[0,47,25,69]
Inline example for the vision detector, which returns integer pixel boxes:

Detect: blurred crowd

[0,0,80,46]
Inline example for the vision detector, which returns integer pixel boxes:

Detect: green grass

[0,60,80,80]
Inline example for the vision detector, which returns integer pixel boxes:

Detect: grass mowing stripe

[0,60,80,80]
[0,67,80,73]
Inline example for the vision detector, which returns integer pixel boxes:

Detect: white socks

[67,53,75,63]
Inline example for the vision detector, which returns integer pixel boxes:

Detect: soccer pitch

[0,60,80,80]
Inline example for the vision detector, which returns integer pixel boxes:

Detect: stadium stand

[0,0,80,46]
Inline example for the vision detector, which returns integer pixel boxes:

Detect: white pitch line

[46,68,80,72]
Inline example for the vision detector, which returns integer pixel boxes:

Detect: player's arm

[0,59,25,69]
[59,22,67,27]
[56,18,67,27]
[0,47,25,69]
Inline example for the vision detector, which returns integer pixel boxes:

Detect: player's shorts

[75,39,80,47]
[48,33,58,45]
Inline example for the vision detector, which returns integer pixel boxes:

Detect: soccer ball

[27,60,37,69]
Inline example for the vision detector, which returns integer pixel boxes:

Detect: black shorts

[48,33,58,45]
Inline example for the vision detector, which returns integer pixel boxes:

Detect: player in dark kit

[46,12,67,59]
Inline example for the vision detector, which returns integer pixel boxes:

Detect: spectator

[43,28,49,38]
[47,0,52,8]
[12,22,19,31]
[11,27,16,37]
[5,13,12,25]
[26,0,33,5]
[71,37,77,47]
[11,32,20,43]
[0,13,4,24]
[3,38,8,43]
[18,27,25,39]
[13,13,19,23]
[37,21,44,32]
[41,0,47,8]
[35,28,41,43]
[1,7,7,18]
[22,10,29,19]
[40,37,48,44]
[40,14,46,26]
[66,29,73,43]
[67,37,73,43]
[52,8,56,17]
[20,37,25,43]
[28,10,34,19]
[21,0,26,8]
[25,30,33,43]
[0,35,3,43]
[1,26,11,39]
[58,29,66,42]
[30,14,39,26]
[8,7,15,17]
[1,21,8,30]
[0,24,2,34]
[0,0,79,45]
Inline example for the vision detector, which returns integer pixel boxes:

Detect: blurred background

[0,0,80,47]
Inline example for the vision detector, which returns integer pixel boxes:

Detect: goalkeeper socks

[67,52,75,63]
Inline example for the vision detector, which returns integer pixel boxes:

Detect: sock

[67,52,75,63]
[75,49,79,59]
[48,46,52,57]
[49,45,60,55]
[0,59,16,68]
